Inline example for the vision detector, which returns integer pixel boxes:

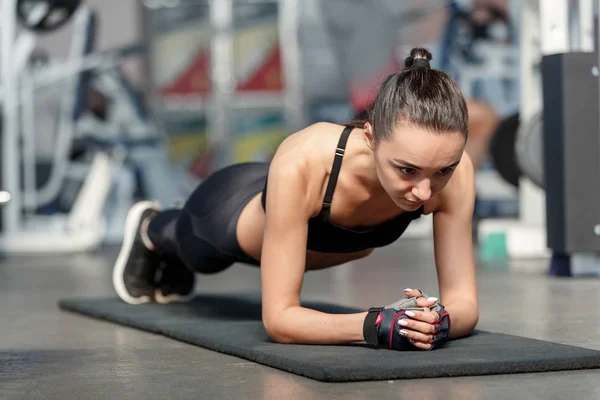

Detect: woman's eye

[438,168,453,176]
[397,167,416,175]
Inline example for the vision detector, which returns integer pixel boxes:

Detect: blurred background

[0,0,598,276]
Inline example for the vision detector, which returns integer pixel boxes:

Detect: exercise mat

[59,294,600,382]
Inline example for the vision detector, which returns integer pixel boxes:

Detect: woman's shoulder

[272,122,347,165]
[284,122,346,144]
[267,122,346,196]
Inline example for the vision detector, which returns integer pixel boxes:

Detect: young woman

[112,48,478,351]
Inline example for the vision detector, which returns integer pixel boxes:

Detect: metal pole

[1,0,21,234]
[569,0,595,51]
[539,0,569,55]
[209,0,235,170]
[578,0,594,51]
[138,0,167,136]
[596,0,600,254]
[569,0,582,50]
[277,0,305,133]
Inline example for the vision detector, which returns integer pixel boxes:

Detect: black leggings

[146,162,269,273]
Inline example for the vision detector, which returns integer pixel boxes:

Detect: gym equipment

[478,0,594,260]
[440,0,517,76]
[17,0,82,32]
[439,0,519,111]
[515,111,544,189]
[489,113,522,188]
[490,111,545,190]
[542,52,600,255]
[59,293,600,382]
[0,0,117,253]
[0,0,188,253]
[141,0,304,173]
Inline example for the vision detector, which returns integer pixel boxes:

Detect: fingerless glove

[363,296,451,350]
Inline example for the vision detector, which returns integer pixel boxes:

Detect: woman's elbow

[262,316,295,344]
[448,306,479,339]
[465,313,479,335]
[462,310,480,337]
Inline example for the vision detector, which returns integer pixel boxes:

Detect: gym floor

[2,238,600,399]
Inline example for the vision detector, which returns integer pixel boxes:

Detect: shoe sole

[154,286,196,305]
[113,200,159,305]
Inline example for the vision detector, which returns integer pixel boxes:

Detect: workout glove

[362,293,451,350]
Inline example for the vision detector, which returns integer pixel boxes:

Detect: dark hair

[348,47,468,143]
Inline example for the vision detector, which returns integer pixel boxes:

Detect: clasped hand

[397,288,443,351]
[363,288,450,351]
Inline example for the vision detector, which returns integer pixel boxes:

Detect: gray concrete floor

[2,238,600,399]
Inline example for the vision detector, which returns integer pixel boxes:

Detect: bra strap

[322,126,353,220]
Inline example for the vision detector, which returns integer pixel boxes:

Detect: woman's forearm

[265,307,368,345]
[265,300,477,345]
[444,300,479,339]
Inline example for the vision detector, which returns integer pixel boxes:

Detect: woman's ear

[364,123,375,150]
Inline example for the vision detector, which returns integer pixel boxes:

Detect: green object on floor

[480,232,508,260]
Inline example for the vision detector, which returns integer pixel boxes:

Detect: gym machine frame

[0,0,164,253]
[477,0,595,262]
[0,0,118,253]
[140,0,305,172]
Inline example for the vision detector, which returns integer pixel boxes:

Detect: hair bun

[404,47,433,69]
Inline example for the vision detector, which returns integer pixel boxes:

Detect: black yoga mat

[59,294,600,382]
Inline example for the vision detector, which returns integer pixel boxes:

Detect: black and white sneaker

[155,257,196,304]
[113,200,161,304]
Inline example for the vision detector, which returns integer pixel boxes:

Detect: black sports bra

[261,125,423,253]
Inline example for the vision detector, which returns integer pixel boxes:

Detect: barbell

[515,111,544,189]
